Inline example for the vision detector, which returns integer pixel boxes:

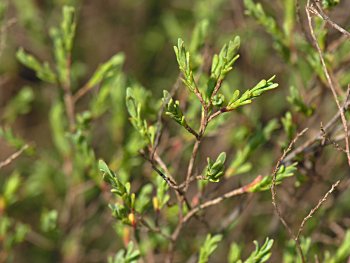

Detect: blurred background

[1,0,350,262]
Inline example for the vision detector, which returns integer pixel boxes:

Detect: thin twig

[211,79,223,100]
[182,183,247,224]
[311,1,350,39]
[271,128,308,263]
[284,87,350,163]
[295,180,340,241]
[306,0,350,167]
[72,83,91,103]
[0,144,28,169]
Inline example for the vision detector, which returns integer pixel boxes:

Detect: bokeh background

[1,0,350,262]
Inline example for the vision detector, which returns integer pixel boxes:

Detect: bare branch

[296,180,340,241]
[0,144,28,169]
[306,1,350,167]
[271,128,308,263]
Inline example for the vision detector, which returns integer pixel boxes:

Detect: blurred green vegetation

[1,0,350,262]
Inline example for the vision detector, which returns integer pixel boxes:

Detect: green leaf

[247,163,297,192]
[16,48,56,83]
[108,241,140,263]
[2,86,34,124]
[244,238,274,263]
[198,234,223,263]
[126,87,155,145]
[155,175,170,210]
[210,36,240,81]
[49,102,70,156]
[228,243,242,263]
[281,112,297,141]
[322,0,340,9]
[3,172,21,205]
[174,38,198,93]
[61,6,76,53]
[204,152,226,182]
[227,76,278,110]
[190,19,209,54]
[287,86,314,116]
[244,0,288,58]
[88,53,125,88]
[163,90,187,126]
[135,184,153,213]
[0,127,26,150]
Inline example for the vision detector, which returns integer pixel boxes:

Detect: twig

[271,128,308,263]
[182,183,247,224]
[295,180,340,241]
[284,87,350,163]
[211,79,223,100]
[311,1,350,39]
[151,74,181,159]
[139,150,180,190]
[0,144,28,169]
[72,82,92,103]
[320,123,346,153]
[306,0,350,167]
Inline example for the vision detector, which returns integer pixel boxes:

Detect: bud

[152,197,159,212]
[128,213,136,227]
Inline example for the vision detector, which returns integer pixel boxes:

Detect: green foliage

[50,6,76,86]
[2,172,21,205]
[0,127,27,149]
[16,48,56,83]
[227,76,278,110]
[228,242,241,263]
[211,36,240,82]
[126,87,156,146]
[287,86,314,116]
[3,1,349,262]
[324,230,350,263]
[322,0,340,9]
[163,90,187,126]
[227,119,279,177]
[247,163,298,192]
[245,238,274,263]
[281,112,297,142]
[154,176,170,211]
[228,238,273,263]
[204,152,226,182]
[108,242,140,263]
[87,53,125,88]
[283,237,311,263]
[174,38,198,93]
[244,0,287,57]
[0,216,29,251]
[198,234,223,263]
[40,210,58,232]
[2,86,34,124]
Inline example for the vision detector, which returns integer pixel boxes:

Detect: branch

[306,0,350,167]
[0,144,28,169]
[295,180,340,241]
[271,128,308,263]
[311,1,350,39]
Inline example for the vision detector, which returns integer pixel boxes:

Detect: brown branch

[284,87,350,163]
[182,184,247,224]
[72,82,91,103]
[211,79,223,100]
[271,128,308,263]
[311,1,350,39]
[0,144,28,169]
[306,1,350,167]
[295,180,340,241]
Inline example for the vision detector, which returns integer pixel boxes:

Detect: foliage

[1,1,350,262]
[198,234,223,263]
